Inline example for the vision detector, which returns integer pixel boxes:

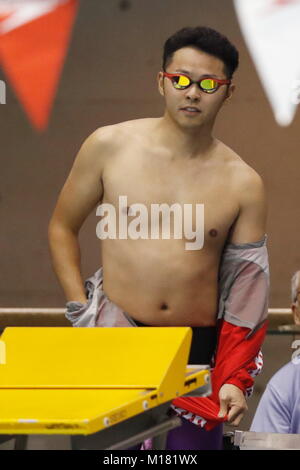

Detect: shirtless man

[48,26,269,449]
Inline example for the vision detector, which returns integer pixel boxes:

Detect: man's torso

[96,117,249,326]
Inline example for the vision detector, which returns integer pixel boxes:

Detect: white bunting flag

[234,0,300,126]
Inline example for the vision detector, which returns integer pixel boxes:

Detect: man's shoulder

[217,141,264,191]
[77,118,158,167]
[89,118,158,144]
[269,360,300,386]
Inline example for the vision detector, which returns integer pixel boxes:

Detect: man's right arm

[48,127,111,303]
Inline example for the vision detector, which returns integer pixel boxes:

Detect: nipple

[209,228,218,237]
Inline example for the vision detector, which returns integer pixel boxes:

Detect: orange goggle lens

[172,75,219,93]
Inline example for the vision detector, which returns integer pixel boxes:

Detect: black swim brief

[133,318,217,366]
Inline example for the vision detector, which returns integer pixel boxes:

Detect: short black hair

[162,26,239,79]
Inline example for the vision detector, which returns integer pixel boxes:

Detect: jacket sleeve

[225,349,264,397]
[210,319,267,403]
[172,235,270,430]
[211,234,270,399]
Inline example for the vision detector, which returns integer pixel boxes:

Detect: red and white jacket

[171,235,270,430]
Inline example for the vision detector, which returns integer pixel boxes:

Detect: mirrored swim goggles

[163,72,231,94]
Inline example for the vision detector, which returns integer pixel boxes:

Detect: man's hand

[218,384,248,426]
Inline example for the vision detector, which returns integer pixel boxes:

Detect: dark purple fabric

[126,419,223,450]
[166,419,223,450]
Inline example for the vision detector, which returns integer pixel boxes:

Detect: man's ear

[157,71,165,97]
[224,83,235,104]
[292,303,300,326]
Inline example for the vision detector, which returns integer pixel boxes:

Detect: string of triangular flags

[1,1,299,130]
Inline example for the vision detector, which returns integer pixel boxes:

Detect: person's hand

[218,383,248,426]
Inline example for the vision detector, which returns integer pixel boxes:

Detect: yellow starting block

[0,327,211,450]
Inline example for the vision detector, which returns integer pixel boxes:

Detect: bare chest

[101,148,239,247]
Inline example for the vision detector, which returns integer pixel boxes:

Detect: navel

[160,303,168,311]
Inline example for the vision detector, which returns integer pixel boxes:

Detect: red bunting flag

[0,0,79,131]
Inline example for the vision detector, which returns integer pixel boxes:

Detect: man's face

[157,46,235,130]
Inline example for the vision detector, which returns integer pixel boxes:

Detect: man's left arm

[228,168,267,245]
[218,168,268,426]
[171,168,269,430]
